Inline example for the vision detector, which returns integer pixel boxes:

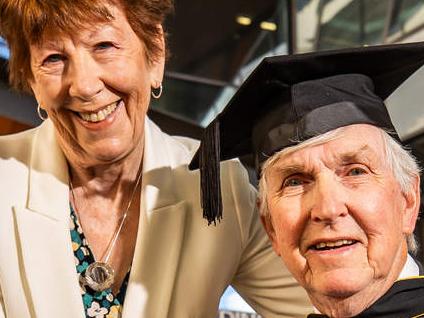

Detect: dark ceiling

[166,0,283,82]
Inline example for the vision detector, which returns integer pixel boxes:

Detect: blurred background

[2,0,424,316]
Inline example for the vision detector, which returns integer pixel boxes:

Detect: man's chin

[306,277,370,318]
[308,269,373,300]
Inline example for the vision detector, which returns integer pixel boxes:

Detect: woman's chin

[80,143,140,166]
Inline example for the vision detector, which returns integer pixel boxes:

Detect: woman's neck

[66,139,144,215]
[68,139,143,189]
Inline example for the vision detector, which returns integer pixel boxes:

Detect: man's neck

[310,250,410,317]
[398,254,420,279]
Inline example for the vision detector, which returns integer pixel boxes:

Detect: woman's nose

[67,54,104,101]
[309,175,348,224]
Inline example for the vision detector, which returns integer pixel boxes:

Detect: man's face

[262,124,419,303]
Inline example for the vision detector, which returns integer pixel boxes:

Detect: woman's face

[29,4,164,167]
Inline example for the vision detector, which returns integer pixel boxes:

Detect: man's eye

[43,54,64,64]
[348,167,366,176]
[95,41,114,50]
[283,178,304,187]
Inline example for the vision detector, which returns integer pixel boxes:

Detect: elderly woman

[0,1,312,317]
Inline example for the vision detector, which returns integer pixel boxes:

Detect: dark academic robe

[308,276,424,318]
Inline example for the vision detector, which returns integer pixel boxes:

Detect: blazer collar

[140,117,183,211]
[27,119,69,221]
[123,117,188,317]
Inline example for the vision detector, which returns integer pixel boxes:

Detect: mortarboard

[189,42,424,225]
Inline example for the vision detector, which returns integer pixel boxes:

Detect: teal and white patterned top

[70,205,130,318]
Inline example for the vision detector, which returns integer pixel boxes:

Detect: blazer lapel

[13,207,85,318]
[13,120,84,318]
[122,118,188,318]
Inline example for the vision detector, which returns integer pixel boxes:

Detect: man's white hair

[258,126,421,253]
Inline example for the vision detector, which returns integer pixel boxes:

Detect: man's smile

[311,239,358,251]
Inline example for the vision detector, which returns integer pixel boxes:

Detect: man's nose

[67,53,104,102]
[309,174,348,224]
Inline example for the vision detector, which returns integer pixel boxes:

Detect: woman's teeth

[79,101,120,122]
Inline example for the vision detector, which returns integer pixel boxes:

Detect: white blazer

[0,118,312,318]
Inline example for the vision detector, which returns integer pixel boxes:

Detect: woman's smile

[75,99,123,131]
[78,99,122,123]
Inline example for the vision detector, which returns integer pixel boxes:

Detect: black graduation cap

[189,41,424,225]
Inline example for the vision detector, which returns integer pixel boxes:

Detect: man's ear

[258,199,281,256]
[402,174,421,235]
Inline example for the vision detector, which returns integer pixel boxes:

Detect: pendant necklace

[69,166,143,292]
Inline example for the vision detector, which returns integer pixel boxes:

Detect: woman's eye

[95,41,114,50]
[348,167,367,176]
[43,54,64,65]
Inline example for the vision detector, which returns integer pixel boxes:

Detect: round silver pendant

[83,262,115,292]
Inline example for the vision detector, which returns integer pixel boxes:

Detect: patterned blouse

[70,205,130,318]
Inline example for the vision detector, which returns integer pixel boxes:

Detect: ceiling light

[236,15,252,26]
[260,21,277,31]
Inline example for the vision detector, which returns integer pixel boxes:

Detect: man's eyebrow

[339,145,374,163]
[274,163,307,176]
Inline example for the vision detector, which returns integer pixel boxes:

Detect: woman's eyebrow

[88,23,120,38]
[33,39,65,51]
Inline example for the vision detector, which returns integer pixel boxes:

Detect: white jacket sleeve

[0,285,5,318]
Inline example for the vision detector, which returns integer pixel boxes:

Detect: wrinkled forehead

[266,124,387,172]
[34,12,126,50]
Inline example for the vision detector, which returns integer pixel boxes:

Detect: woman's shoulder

[0,127,38,193]
[146,117,200,160]
[0,126,38,158]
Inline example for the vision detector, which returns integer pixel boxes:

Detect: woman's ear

[402,174,421,235]
[150,24,165,88]
[28,78,41,103]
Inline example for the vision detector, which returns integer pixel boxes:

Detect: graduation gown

[308,276,424,318]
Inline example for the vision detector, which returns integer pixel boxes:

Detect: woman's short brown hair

[0,0,173,92]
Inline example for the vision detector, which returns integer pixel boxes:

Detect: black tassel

[199,120,222,225]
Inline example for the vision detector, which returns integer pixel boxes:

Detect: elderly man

[191,42,424,317]
[259,122,421,317]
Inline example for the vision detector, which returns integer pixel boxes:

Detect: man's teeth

[79,101,119,122]
[314,239,355,250]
